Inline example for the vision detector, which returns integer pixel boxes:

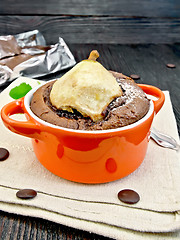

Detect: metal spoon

[150,127,180,151]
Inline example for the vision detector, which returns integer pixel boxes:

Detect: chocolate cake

[30,71,150,130]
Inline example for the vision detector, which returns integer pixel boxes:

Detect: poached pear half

[50,50,123,121]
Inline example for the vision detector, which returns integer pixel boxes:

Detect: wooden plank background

[1,0,180,17]
[0,0,180,44]
[0,1,180,239]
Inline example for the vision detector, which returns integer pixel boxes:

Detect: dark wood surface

[1,16,180,44]
[0,211,109,240]
[1,0,180,17]
[1,0,180,44]
[0,0,180,239]
[0,43,180,240]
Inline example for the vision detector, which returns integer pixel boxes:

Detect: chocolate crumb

[166,63,176,68]
[130,74,140,80]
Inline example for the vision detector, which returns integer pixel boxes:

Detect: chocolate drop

[0,148,9,161]
[16,189,37,199]
[118,189,140,204]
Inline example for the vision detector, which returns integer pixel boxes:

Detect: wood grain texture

[0,16,180,44]
[1,0,180,17]
[0,211,109,240]
[0,0,180,237]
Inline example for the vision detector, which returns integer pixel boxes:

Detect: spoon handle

[150,127,180,151]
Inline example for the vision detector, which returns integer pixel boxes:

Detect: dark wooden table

[0,43,180,239]
[1,0,180,237]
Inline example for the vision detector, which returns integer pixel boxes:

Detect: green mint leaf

[9,82,32,99]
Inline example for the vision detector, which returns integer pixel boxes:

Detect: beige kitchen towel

[0,77,180,240]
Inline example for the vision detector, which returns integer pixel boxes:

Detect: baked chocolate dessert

[31,70,150,130]
[31,50,149,130]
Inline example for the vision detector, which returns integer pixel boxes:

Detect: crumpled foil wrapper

[0,30,76,86]
[0,65,12,86]
[15,29,46,48]
[11,37,76,80]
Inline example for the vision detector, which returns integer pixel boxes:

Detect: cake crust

[30,71,150,130]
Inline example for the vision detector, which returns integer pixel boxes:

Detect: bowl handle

[1,98,41,139]
[138,84,165,114]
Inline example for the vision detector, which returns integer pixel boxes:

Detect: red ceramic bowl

[1,82,165,183]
